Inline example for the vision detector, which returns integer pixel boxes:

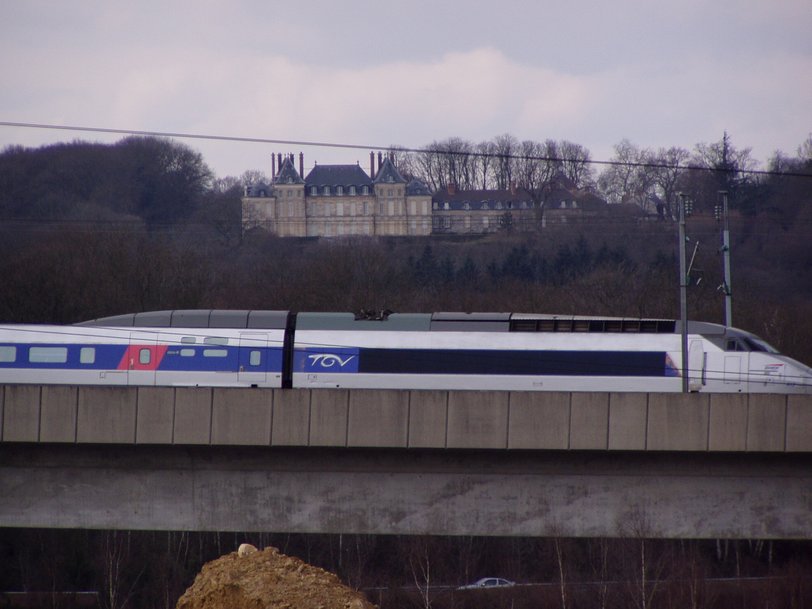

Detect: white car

[458,577,515,590]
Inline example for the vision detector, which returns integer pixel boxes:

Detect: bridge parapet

[2,386,811,452]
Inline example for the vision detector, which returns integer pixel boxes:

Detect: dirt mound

[176,545,377,609]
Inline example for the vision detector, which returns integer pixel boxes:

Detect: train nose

[792,363,812,393]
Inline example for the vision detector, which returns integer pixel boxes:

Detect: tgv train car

[0,310,288,388]
[0,309,811,393]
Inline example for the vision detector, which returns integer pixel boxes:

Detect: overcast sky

[2,0,810,179]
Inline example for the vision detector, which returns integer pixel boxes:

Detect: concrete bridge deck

[1,386,811,539]
[2,385,811,451]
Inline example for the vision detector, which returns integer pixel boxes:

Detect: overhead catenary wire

[2,120,811,180]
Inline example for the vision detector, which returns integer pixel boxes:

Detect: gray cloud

[2,0,810,177]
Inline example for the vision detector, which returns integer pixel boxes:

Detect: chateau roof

[305,164,372,188]
[273,157,304,185]
[373,157,406,184]
[432,186,535,205]
[406,179,432,196]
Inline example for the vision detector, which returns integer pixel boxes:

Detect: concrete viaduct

[1,385,811,539]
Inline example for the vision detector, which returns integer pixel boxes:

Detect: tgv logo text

[307,353,356,368]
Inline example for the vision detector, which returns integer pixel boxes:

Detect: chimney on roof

[448,184,457,195]
[271,154,276,177]
[370,151,375,178]
[277,153,282,175]
[378,151,383,168]
[389,151,395,164]
[299,152,304,177]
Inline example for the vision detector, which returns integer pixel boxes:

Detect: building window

[362,186,369,195]
[323,186,331,196]
[349,185,356,195]
[336,185,344,196]
[310,186,317,196]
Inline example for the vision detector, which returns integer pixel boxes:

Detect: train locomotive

[0,309,810,393]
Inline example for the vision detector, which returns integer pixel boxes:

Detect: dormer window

[336,185,343,196]
[349,185,356,196]
[310,186,317,196]
[362,186,369,195]
[323,186,331,196]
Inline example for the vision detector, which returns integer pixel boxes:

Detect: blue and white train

[0,309,810,393]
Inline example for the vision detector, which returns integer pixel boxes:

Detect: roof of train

[74,309,730,335]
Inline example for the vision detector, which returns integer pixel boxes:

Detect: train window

[0,346,16,362]
[180,348,195,357]
[203,349,228,358]
[139,349,151,365]
[80,347,96,364]
[250,350,261,366]
[726,340,741,351]
[181,337,196,344]
[29,347,68,363]
[744,337,778,353]
[204,337,228,346]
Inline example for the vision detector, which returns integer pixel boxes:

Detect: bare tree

[475,140,496,189]
[598,139,655,205]
[493,133,519,189]
[558,140,594,189]
[651,146,690,219]
[98,531,143,609]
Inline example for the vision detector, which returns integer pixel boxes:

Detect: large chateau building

[241,152,613,238]
[242,153,433,237]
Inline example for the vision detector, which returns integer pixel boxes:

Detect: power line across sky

[2,121,810,180]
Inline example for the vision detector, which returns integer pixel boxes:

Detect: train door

[688,339,706,391]
[238,333,268,386]
[724,355,743,389]
[127,331,159,386]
